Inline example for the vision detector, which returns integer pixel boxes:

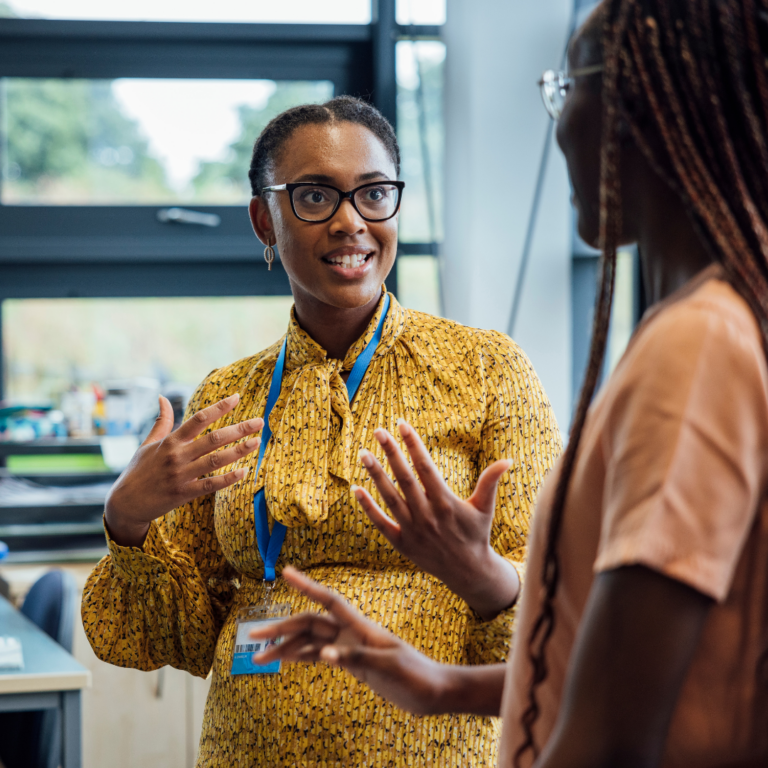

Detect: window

[0,0,372,24]
[2,78,334,206]
[0,4,445,404]
[3,296,294,402]
[396,41,444,244]
[396,0,446,25]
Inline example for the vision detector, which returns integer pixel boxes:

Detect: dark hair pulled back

[248,95,401,196]
[516,0,768,764]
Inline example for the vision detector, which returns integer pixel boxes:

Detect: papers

[0,636,24,670]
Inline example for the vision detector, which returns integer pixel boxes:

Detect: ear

[249,196,275,246]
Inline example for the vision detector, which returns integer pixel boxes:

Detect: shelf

[0,469,119,486]
[0,442,116,562]
[0,521,105,538]
[0,503,106,525]
[0,439,103,457]
[2,546,107,564]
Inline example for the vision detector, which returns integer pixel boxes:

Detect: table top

[0,594,91,695]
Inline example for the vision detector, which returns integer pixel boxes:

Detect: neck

[292,288,383,360]
[635,179,713,307]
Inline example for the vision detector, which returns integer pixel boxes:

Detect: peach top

[499,268,768,767]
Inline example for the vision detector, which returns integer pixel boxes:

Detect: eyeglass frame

[261,180,406,223]
[538,64,604,120]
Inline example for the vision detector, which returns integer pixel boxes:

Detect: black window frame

[0,1,443,399]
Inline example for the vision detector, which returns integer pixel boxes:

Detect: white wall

[442,0,574,428]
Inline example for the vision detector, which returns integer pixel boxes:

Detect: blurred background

[0,2,641,766]
[0,0,444,414]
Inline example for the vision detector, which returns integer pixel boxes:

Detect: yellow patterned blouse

[82,291,561,767]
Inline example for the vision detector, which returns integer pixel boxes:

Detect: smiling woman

[80,95,562,766]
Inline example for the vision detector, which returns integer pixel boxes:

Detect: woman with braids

[250,2,768,766]
[80,95,561,766]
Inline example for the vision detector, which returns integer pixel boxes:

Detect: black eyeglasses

[261,181,405,223]
[538,65,604,120]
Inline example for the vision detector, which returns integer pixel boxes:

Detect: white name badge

[231,603,290,676]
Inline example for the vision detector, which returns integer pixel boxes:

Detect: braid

[517,0,768,762]
[248,95,400,195]
[514,1,630,761]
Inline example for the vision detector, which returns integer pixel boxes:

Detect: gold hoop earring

[264,243,275,271]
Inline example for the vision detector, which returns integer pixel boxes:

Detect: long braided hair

[516,0,768,763]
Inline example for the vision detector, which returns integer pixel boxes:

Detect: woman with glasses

[248,2,768,766]
[81,96,561,766]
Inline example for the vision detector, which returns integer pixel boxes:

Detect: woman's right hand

[104,393,263,548]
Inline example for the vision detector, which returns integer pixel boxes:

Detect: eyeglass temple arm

[261,184,287,192]
[571,64,604,76]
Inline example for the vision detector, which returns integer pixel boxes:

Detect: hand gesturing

[249,566,450,715]
[353,420,519,620]
[104,393,262,547]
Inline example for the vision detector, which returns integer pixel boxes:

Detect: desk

[0,594,91,768]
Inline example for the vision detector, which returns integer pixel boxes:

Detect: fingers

[250,613,342,665]
[185,466,247,499]
[280,567,358,620]
[281,567,399,651]
[187,434,261,477]
[319,644,399,676]
[143,396,174,446]
[351,484,402,544]
[359,447,413,526]
[254,634,326,665]
[187,417,263,462]
[395,420,449,501]
[468,459,513,514]
[371,429,429,514]
[175,393,241,442]
[249,612,340,642]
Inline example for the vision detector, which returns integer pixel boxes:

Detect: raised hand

[249,566,454,715]
[354,420,519,620]
[104,393,262,547]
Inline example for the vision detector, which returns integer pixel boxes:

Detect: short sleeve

[594,295,768,601]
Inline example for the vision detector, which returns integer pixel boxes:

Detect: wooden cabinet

[0,563,211,768]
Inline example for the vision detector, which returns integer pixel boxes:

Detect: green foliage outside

[2,79,171,203]
[1,78,334,205]
[193,81,334,200]
[0,59,443,229]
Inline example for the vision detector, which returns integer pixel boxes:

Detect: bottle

[92,385,106,436]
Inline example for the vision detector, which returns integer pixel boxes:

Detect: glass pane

[606,249,636,373]
[0,0,371,24]
[396,41,444,243]
[398,255,441,316]
[0,78,334,205]
[3,297,293,409]
[396,0,445,25]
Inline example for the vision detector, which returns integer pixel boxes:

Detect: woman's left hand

[249,566,453,715]
[354,420,520,620]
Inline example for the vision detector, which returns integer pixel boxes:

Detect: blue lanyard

[253,294,391,581]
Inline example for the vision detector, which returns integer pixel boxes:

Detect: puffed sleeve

[81,373,239,679]
[464,331,562,664]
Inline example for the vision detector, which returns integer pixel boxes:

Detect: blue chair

[0,570,79,768]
